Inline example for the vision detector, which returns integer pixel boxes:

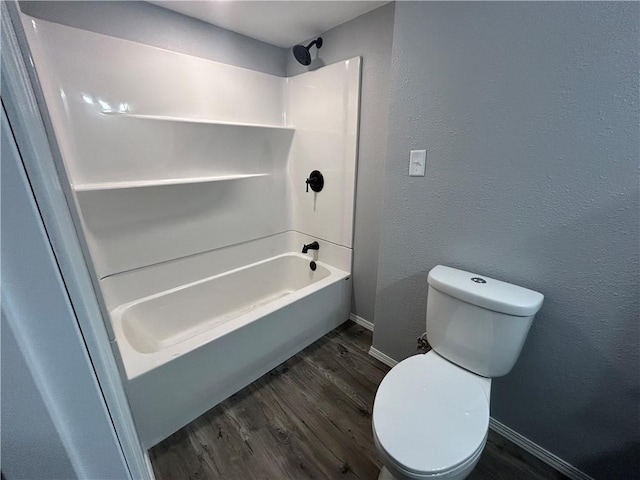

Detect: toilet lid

[373,352,490,475]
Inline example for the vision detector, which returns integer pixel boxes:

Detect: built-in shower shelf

[101,112,294,131]
[74,173,268,192]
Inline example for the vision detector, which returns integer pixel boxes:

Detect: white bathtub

[108,244,350,448]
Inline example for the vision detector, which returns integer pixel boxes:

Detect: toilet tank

[426,265,544,377]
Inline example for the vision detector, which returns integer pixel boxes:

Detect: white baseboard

[143,450,157,480]
[366,348,593,480]
[349,313,374,331]
[489,418,594,480]
[368,347,398,367]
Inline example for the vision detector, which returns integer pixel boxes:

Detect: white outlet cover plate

[409,150,426,177]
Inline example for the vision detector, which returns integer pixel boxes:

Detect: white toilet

[372,265,544,480]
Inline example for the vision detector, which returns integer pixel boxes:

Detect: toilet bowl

[371,265,543,480]
[373,352,490,480]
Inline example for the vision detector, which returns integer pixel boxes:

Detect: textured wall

[19,1,288,76]
[287,3,395,324]
[374,2,639,478]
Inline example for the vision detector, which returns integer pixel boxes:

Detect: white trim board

[367,348,593,480]
[368,347,398,367]
[489,418,594,480]
[350,313,373,331]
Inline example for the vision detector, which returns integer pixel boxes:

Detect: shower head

[292,37,323,66]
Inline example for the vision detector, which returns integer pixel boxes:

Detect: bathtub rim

[110,252,349,379]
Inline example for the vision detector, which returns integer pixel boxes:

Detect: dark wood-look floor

[150,322,567,480]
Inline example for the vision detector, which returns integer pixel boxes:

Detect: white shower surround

[23,17,360,447]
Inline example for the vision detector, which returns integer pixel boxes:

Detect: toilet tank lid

[428,265,544,317]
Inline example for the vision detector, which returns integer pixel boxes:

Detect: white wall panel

[21,15,359,279]
[22,17,291,277]
[286,58,361,248]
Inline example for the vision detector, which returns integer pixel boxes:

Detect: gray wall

[373,2,639,478]
[19,1,288,76]
[287,2,395,324]
[1,314,76,480]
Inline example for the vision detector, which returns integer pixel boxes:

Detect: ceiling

[148,1,389,48]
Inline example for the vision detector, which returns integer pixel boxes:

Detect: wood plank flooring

[150,321,567,480]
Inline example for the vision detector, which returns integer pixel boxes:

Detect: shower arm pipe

[304,38,322,50]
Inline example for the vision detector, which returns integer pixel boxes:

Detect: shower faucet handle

[305,170,324,193]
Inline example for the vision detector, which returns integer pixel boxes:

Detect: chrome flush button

[471,277,487,284]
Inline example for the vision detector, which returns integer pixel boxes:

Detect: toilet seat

[373,427,486,480]
[373,352,490,476]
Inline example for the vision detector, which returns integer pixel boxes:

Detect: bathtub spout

[302,241,319,254]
